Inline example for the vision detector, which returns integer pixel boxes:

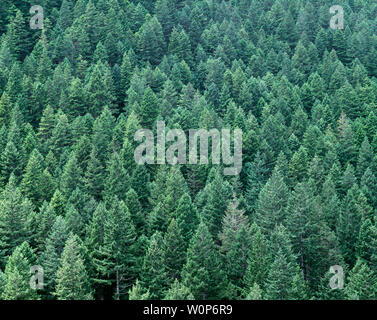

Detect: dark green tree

[181,221,225,300]
[140,231,169,299]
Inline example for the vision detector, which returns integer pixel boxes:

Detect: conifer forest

[0,0,377,300]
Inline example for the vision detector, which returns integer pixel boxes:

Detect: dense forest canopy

[0,0,377,300]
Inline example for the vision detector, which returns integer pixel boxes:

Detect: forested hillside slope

[0,0,377,300]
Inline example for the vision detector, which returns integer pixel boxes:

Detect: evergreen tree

[254,170,289,233]
[0,0,376,302]
[139,87,159,128]
[128,280,150,300]
[337,184,363,266]
[130,165,150,208]
[264,248,306,299]
[86,62,115,117]
[0,140,22,186]
[175,192,198,246]
[345,258,377,299]
[200,169,233,239]
[219,198,251,294]
[85,201,108,299]
[163,218,185,282]
[182,222,225,300]
[164,279,194,300]
[357,137,374,180]
[356,217,377,271]
[0,175,33,267]
[20,149,45,207]
[7,9,32,60]
[38,216,69,297]
[140,231,169,299]
[38,106,56,148]
[31,201,56,253]
[137,17,165,66]
[103,152,129,202]
[84,148,105,201]
[55,234,93,300]
[125,188,145,235]
[98,199,138,300]
[286,181,313,273]
[243,223,270,292]
[60,153,83,201]
[2,242,38,300]
[245,283,263,300]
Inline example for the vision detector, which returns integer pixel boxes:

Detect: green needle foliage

[0,0,376,300]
